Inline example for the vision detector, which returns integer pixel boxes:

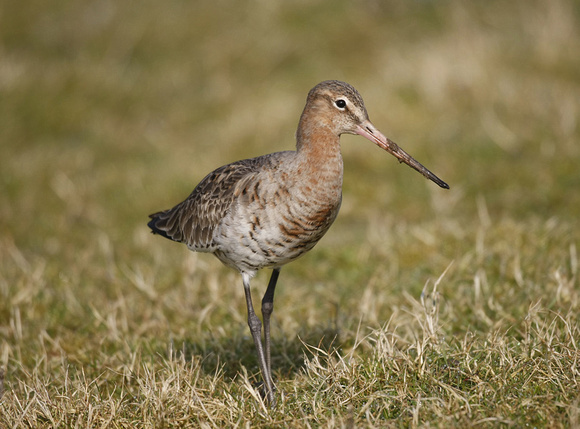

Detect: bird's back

[148,152,288,251]
[148,147,343,274]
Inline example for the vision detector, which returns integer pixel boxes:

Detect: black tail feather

[147,212,174,241]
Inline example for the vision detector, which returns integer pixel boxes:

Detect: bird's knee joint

[248,313,262,333]
[262,301,274,316]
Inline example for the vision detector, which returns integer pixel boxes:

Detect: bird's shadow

[165,326,345,381]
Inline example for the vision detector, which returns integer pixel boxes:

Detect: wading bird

[148,80,449,405]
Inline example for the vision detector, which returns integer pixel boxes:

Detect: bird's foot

[255,379,277,407]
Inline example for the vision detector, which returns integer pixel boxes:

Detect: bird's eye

[335,99,346,109]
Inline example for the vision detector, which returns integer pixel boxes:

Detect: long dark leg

[241,273,275,404]
[261,268,280,384]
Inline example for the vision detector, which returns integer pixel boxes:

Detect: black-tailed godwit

[148,80,449,404]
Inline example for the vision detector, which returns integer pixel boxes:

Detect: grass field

[1,0,579,427]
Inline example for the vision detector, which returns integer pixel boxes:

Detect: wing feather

[148,156,268,251]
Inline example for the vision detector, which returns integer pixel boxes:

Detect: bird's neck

[295,113,341,158]
[294,116,344,192]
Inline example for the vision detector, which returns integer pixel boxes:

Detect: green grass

[1,0,580,426]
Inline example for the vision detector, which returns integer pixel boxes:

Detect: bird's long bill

[356,121,450,189]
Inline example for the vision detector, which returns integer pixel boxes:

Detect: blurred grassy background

[1,0,579,426]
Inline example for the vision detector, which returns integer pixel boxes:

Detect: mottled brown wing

[148,158,263,251]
